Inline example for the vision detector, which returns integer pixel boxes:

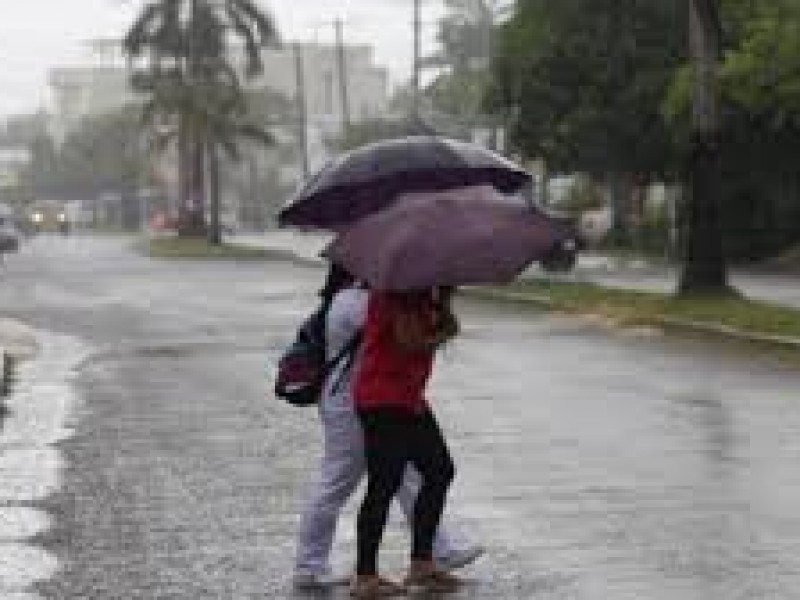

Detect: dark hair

[320,263,355,307]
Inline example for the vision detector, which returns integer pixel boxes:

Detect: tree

[664,0,800,270]
[202,82,274,245]
[678,0,730,294]
[437,0,497,72]
[58,108,148,216]
[19,134,60,198]
[136,61,273,243]
[124,0,278,239]
[489,0,684,241]
[424,1,505,136]
[15,108,152,229]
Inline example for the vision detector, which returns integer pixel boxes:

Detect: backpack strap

[326,331,362,396]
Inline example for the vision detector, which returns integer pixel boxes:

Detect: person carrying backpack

[293,265,483,591]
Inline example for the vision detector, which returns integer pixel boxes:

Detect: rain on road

[1,235,800,599]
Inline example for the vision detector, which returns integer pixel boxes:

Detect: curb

[0,320,38,403]
[460,287,800,354]
[1,350,15,398]
[658,316,800,351]
[278,253,325,269]
[460,286,556,310]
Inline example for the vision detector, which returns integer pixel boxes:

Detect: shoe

[435,544,486,571]
[404,565,461,594]
[293,571,351,590]
[349,575,405,598]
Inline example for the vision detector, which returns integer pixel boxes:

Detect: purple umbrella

[278,136,530,230]
[326,186,571,290]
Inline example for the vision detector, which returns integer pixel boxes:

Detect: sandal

[404,567,461,594]
[350,575,406,598]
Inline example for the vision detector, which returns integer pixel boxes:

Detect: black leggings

[356,407,455,575]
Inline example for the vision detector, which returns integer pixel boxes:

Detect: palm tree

[134,59,273,244]
[124,0,279,237]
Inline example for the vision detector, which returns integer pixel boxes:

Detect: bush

[560,174,605,216]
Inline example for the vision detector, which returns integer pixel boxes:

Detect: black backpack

[274,302,361,407]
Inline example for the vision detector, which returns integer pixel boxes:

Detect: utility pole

[412,0,421,118]
[293,42,310,178]
[334,19,351,132]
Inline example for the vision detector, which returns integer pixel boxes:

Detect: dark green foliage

[489,0,685,178]
[665,0,800,263]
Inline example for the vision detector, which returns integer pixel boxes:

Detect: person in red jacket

[350,286,461,598]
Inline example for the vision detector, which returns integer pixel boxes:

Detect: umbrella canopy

[278,136,530,229]
[326,186,572,290]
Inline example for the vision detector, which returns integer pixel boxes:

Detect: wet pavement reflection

[1,235,799,599]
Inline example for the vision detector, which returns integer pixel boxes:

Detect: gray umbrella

[278,136,530,230]
[326,186,570,290]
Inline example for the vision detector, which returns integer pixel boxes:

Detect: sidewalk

[0,318,39,364]
[234,231,800,310]
[0,318,40,407]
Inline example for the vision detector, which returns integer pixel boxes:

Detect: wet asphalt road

[2,234,800,599]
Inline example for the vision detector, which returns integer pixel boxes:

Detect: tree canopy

[489,0,685,178]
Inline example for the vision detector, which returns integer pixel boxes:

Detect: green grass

[145,235,276,260]
[507,279,800,340]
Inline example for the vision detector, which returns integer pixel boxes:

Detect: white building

[48,39,388,142]
[48,40,137,143]
[244,42,390,171]
[263,42,389,124]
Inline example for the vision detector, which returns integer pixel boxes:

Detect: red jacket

[353,291,437,413]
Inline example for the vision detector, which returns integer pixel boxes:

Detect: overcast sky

[0,0,446,118]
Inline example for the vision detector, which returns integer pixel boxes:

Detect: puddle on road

[0,330,88,598]
[0,508,51,540]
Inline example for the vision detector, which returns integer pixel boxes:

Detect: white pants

[295,400,468,576]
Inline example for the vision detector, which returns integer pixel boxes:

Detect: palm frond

[123,3,162,55]
[235,123,275,146]
[225,6,262,78]
[232,0,280,44]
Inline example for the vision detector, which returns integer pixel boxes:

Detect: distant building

[243,42,390,170]
[45,37,390,228]
[47,38,388,142]
[258,42,389,124]
[47,40,136,143]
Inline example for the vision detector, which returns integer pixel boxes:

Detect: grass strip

[506,279,800,341]
[145,235,280,260]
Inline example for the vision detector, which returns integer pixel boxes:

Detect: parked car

[28,200,70,235]
[517,186,585,273]
[0,216,20,254]
[540,211,586,273]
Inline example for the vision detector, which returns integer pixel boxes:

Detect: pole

[293,42,310,178]
[413,0,421,118]
[334,19,351,131]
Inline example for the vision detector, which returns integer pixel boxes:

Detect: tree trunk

[607,171,633,246]
[178,0,206,238]
[679,0,730,294]
[177,120,193,235]
[180,134,207,237]
[208,144,222,246]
